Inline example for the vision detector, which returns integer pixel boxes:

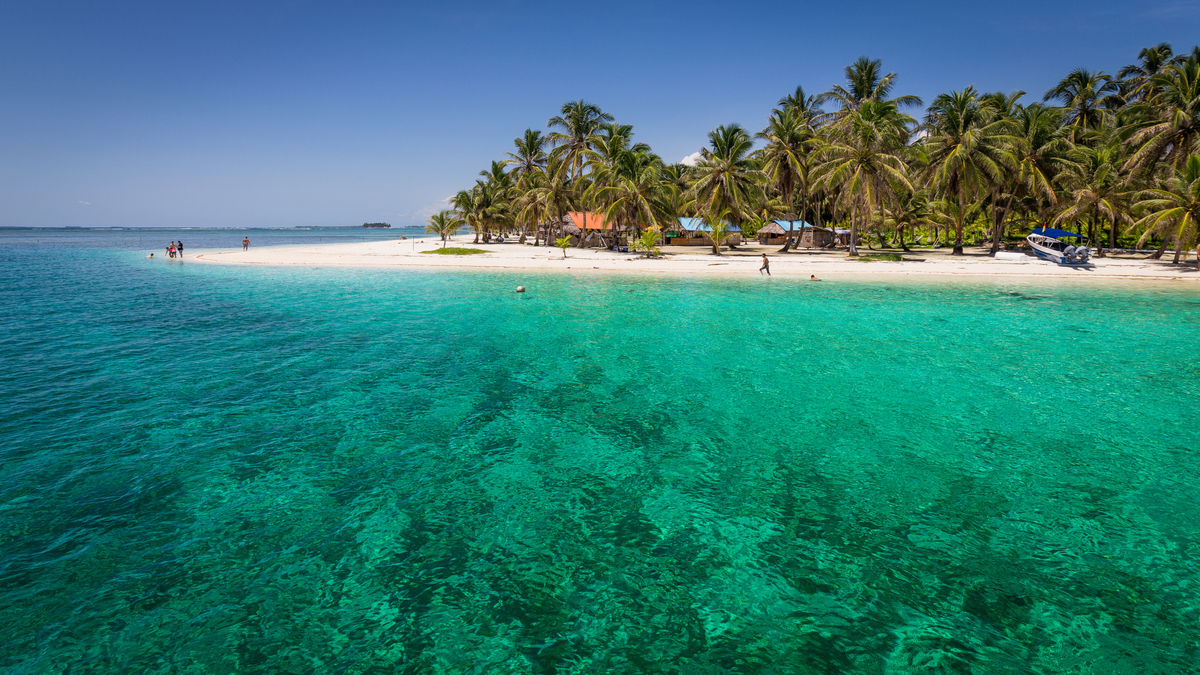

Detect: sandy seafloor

[4,229,1200,673]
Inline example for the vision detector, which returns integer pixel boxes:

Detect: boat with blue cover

[1026,227,1091,265]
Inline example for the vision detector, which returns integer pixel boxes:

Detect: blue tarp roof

[772,220,814,229]
[678,217,741,232]
[1033,227,1084,239]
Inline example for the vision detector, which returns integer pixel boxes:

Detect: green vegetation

[361,222,391,228]
[857,253,906,261]
[554,236,571,258]
[425,210,463,248]
[632,228,662,258]
[445,44,1200,261]
[420,247,487,255]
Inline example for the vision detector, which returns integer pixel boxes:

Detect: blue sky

[2,0,1197,228]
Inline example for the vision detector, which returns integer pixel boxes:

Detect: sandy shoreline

[192,237,1200,281]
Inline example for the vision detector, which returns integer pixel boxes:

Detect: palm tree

[1003,103,1080,250]
[1124,60,1200,174]
[815,101,914,256]
[818,56,923,124]
[756,108,819,251]
[548,100,613,240]
[590,151,675,241]
[685,124,764,229]
[921,87,1016,255]
[1131,154,1200,263]
[1044,69,1120,143]
[451,188,486,244]
[502,129,548,178]
[701,208,735,256]
[518,157,575,246]
[1054,144,1135,252]
[1119,42,1175,103]
[881,189,935,252]
[425,210,462,248]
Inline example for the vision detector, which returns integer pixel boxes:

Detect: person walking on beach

[176,240,183,258]
[759,254,770,276]
[243,237,250,251]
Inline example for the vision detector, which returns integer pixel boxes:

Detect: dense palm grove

[435,43,1200,260]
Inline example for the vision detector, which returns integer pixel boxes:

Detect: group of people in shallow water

[759,254,820,280]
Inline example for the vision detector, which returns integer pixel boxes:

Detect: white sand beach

[194,237,1200,281]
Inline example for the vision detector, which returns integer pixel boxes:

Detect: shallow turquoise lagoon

[2,238,1199,673]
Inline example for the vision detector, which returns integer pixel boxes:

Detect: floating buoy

[516,286,525,293]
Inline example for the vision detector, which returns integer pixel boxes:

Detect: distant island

[362,222,391,228]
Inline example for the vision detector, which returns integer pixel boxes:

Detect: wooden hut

[666,217,743,246]
[800,226,836,248]
[757,220,813,245]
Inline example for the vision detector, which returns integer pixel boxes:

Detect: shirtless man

[759,254,770,276]
[243,237,250,251]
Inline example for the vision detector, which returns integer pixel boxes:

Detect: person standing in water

[243,237,250,251]
[759,254,770,276]
[176,240,183,258]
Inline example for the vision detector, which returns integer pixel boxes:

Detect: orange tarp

[568,212,608,231]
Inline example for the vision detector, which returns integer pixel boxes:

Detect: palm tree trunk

[899,226,910,252]
[1172,236,1183,264]
[848,211,859,257]
[952,194,965,255]
[778,218,794,253]
[1150,238,1168,259]
[1109,217,1117,250]
[989,197,1003,256]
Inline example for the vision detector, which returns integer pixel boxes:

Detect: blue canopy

[678,217,741,233]
[1033,227,1084,239]
[772,219,814,229]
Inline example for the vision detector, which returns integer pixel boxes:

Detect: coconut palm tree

[756,108,819,251]
[1131,154,1200,263]
[921,87,1016,255]
[548,101,614,179]
[881,189,935,251]
[815,101,914,256]
[548,100,613,239]
[451,188,485,244]
[518,157,575,246]
[1054,144,1135,251]
[590,151,675,241]
[1119,42,1175,103]
[425,210,462,247]
[502,129,549,178]
[1044,69,1121,143]
[818,57,923,125]
[686,124,764,229]
[1124,60,1200,174]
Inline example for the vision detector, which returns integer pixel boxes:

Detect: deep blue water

[2,230,1199,673]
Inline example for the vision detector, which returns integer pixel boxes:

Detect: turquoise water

[2,232,1199,673]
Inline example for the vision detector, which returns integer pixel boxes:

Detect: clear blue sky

[2,0,1196,228]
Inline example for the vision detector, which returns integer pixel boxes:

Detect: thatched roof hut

[758,220,813,236]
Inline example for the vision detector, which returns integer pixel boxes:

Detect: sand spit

[193,238,1200,281]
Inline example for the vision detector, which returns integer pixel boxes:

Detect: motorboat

[1026,227,1091,265]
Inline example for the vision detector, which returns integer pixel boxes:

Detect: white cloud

[396,196,455,221]
[78,201,90,205]
[679,152,703,166]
